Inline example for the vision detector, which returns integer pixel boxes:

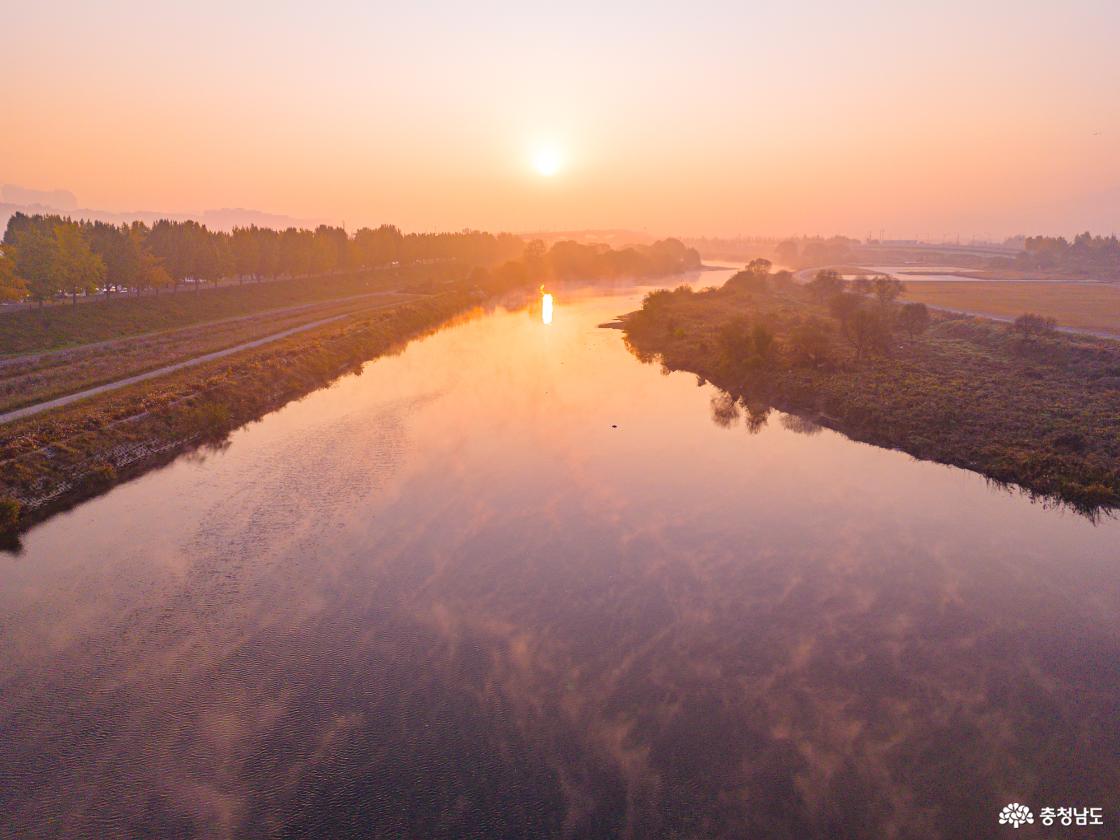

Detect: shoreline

[619,277,1120,518]
[0,290,489,543]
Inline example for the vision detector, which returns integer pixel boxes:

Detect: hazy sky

[4,1,1118,237]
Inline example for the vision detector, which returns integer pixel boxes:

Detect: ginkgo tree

[9,225,60,305]
[54,222,106,304]
[0,245,29,302]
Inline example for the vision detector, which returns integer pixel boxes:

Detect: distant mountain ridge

[0,186,320,233]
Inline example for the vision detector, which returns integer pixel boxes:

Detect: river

[2,267,1118,838]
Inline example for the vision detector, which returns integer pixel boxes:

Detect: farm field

[900,280,1120,336]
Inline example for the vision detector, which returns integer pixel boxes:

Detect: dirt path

[0,298,404,425]
[917,303,1120,340]
[0,289,407,367]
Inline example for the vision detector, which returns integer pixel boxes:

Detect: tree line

[773,236,858,269]
[478,237,701,289]
[1007,232,1120,274]
[705,262,929,366]
[0,213,526,305]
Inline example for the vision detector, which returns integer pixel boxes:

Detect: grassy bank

[0,286,489,539]
[0,291,417,414]
[0,263,456,355]
[900,281,1120,337]
[621,274,1120,515]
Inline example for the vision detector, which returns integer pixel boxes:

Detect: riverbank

[620,276,1120,515]
[0,263,448,356]
[0,287,491,540]
[0,291,418,415]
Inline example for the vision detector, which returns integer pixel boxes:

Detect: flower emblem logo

[999,803,1034,828]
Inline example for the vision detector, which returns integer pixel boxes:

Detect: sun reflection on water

[541,291,553,325]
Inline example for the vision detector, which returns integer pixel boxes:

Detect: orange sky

[4,2,1119,237]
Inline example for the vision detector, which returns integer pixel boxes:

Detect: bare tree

[848,308,891,360]
[872,274,904,308]
[897,302,930,339]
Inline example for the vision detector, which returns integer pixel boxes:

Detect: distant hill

[0,185,319,233]
[2,185,78,211]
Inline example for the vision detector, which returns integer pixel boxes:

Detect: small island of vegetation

[620,261,1120,515]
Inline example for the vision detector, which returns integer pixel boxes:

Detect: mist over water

[2,268,1118,838]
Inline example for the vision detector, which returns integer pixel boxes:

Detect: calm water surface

[3,269,1119,838]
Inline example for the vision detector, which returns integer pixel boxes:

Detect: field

[0,291,418,415]
[0,265,457,356]
[900,281,1120,336]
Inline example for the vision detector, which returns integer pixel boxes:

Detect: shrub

[1013,312,1058,339]
[790,317,832,366]
[641,289,674,311]
[718,316,754,366]
[81,463,117,491]
[187,401,232,435]
[752,323,776,362]
[727,269,769,293]
[727,258,772,293]
[0,497,20,533]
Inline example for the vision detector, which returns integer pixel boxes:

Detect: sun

[533,146,562,177]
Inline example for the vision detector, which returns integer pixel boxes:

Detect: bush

[752,323,776,362]
[790,317,832,366]
[0,497,20,533]
[81,463,117,491]
[641,289,674,311]
[187,401,232,436]
[1013,312,1058,339]
[727,260,771,293]
[718,316,754,366]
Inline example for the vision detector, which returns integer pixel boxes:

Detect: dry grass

[0,263,457,356]
[0,292,418,413]
[900,281,1120,336]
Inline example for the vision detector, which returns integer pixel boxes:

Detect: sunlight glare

[533,147,562,177]
[541,290,553,325]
